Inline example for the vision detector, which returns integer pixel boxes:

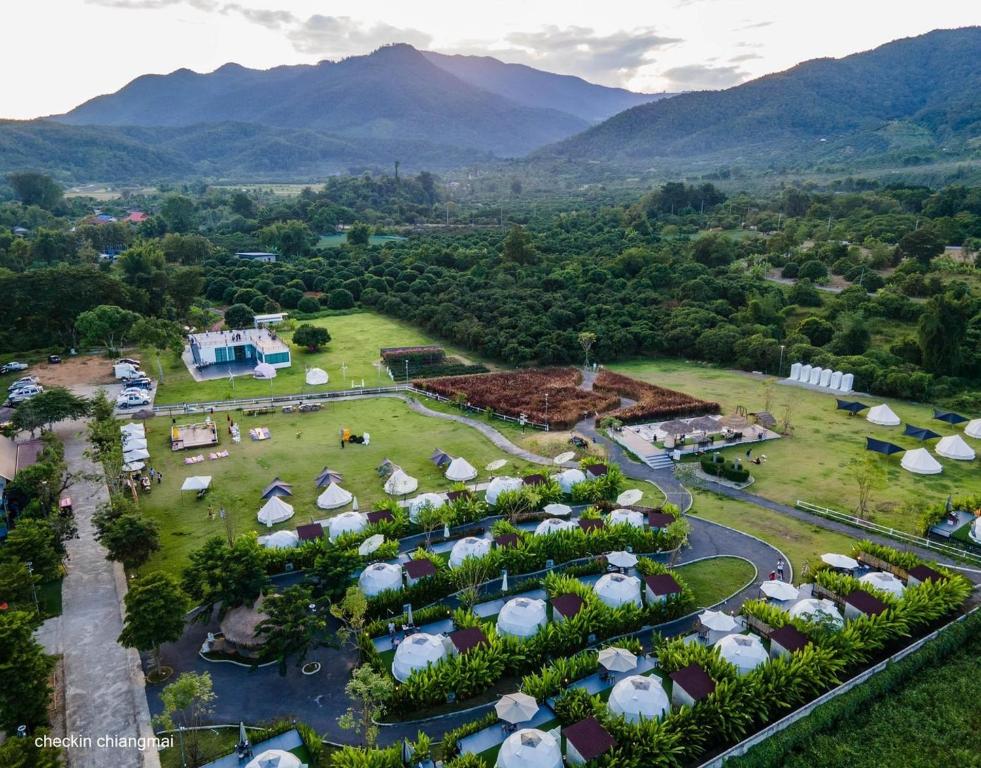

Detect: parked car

[116,392,151,408]
[122,377,152,390]
[8,376,40,391]
[119,386,153,398]
[48,355,62,364]
[5,384,43,405]
[116,358,141,367]
[0,362,29,374]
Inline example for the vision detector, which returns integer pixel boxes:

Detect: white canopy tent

[859,571,905,598]
[534,518,578,536]
[253,362,276,379]
[123,447,150,461]
[699,609,738,632]
[789,598,844,628]
[965,419,981,439]
[716,634,768,675]
[181,476,212,492]
[607,674,670,723]
[901,448,943,475]
[328,511,368,541]
[555,468,586,493]
[305,367,328,386]
[935,434,975,461]
[821,553,859,570]
[449,537,492,569]
[496,729,562,768]
[391,632,448,682]
[542,503,572,517]
[485,476,524,505]
[760,581,799,601]
[121,437,148,451]
[120,423,145,436]
[122,460,145,472]
[598,646,638,673]
[359,562,403,596]
[316,482,353,510]
[257,496,294,527]
[607,508,645,528]
[445,457,478,482]
[866,404,901,426]
[593,573,642,608]
[384,469,419,496]
[408,492,445,522]
[259,530,299,549]
[496,597,548,638]
[245,749,301,768]
[495,693,539,724]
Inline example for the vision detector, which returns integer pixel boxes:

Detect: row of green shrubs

[700,454,752,483]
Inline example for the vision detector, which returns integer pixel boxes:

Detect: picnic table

[243,406,274,416]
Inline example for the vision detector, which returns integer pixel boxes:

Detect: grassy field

[610,359,981,534]
[675,556,757,607]
[688,490,862,578]
[317,233,407,248]
[151,312,489,405]
[135,397,536,574]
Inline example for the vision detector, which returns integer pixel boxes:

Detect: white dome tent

[607,674,670,723]
[859,571,905,598]
[593,573,642,608]
[358,562,403,596]
[257,497,294,527]
[496,729,562,768]
[305,367,328,386]
[486,476,524,505]
[901,448,943,475]
[970,518,981,545]
[965,419,981,439]
[391,632,448,682]
[534,517,578,536]
[789,598,844,627]
[253,362,276,379]
[555,468,586,493]
[328,511,368,541]
[408,492,445,522]
[449,537,492,569]
[866,404,901,426]
[607,508,645,528]
[445,457,478,482]
[316,482,353,510]
[385,469,419,496]
[259,530,299,549]
[496,597,548,638]
[935,434,975,461]
[716,634,768,675]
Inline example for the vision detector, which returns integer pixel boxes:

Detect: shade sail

[328,511,368,540]
[716,634,768,675]
[866,404,900,426]
[865,437,905,455]
[935,434,975,461]
[821,553,859,569]
[903,424,942,441]
[496,597,547,638]
[358,562,402,596]
[901,447,943,475]
[760,580,799,601]
[305,367,328,385]
[607,675,669,723]
[698,609,738,632]
[384,469,418,496]
[617,489,643,506]
[316,482,352,510]
[594,573,642,608]
[449,536,491,568]
[392,633,447,681]
[445,456,477,482]
[835,399,868,413]
[598,646,638,673]
[181,475,212,492]
[933,409,968,425]
[496,729,562,768]
[495,692,539,724]
[253,362,276,379]
[257,496,294,527]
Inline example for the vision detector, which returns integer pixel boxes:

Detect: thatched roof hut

[219,596,270,655]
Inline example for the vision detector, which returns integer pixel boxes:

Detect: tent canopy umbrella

[358,533,386,556]
[485,458,508,471]
[821,553,859,570]
[495,692,539,724]
[553,451,576,465]
[698,609,738,632]
[606,550,638,569]
[181,475,213,492]
[542,503,572,517]
[760,580,799,601]
[598,646,638,673]
[616,489,643,506]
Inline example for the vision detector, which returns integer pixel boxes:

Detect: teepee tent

[305,367,328,385]
[965,419,981,439]
[716,634,768,675]
[496,729,562,768]
[496,597,548,638]
[555,468,586,493]
[593,573,642,609]
[391,632,448,682]
[408,492,445,522]
[316,482,353,510]
[449,537,492,568]
[901,447,943,475]
[866,404,901,426]
[358,562,403,596]
[445,456,478,482]
[384,469,418,496]
[935,434,975,461]
[485,476,523,504]
[859,571,905,598]
[607,675,670,723]
[257,496,294,527]
[314,467,343,487]
[328,511,368,541]
[607,508,645,528]
[534,517,578,536]
[430,448,452,467]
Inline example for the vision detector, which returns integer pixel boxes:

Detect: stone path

[34,422,159,768]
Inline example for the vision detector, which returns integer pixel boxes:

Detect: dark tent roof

[366,509,394,525]
[314,467,343,487]
[403,558,437,579]
[753,411,777,429]
[669,663,716,701]
[522,473,547,486]
[645,573,682,596]
[446,490,473,502]
[449,627,488,654]
[564,717,616,761]
[494,533,519,549]
[908,564,945,583]
[647,511,676,529]
[295,523,325,541]
[865,437,905,455]
[260,476,293,499]
[933,409,968,425]
[769,624,809,653]
[578,518,605,532]
[845,589,888,616]
[430,448,452,467]
[552,593,585,618]
[903,424,942,441]
[585,463,608,477]
[836,399,869,413]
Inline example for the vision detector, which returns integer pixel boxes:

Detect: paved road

[35,423,160,768]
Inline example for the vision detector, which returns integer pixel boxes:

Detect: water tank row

[787,362,853,392]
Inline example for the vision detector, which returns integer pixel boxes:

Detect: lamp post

[405,359,409,385]
[544,392,549,429]
[778,345,786,377]
[26,561,39,613]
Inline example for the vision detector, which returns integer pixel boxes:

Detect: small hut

[219,597,270,658]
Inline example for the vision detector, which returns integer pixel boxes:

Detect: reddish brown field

[593,369,720,423]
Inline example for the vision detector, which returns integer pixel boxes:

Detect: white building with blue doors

[188,328,292,370]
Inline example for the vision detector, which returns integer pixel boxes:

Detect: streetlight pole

[27,561,39,613]
[405,359,409,385]
[778,345,786,378]
[544,392,549,429]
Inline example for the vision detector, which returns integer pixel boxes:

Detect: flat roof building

[235,251,277,262]
[189,328,291,369]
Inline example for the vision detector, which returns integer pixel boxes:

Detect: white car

[6,384,42,405]
[116,392,151,408]
[1,361,29,374]
[8,375,40,391]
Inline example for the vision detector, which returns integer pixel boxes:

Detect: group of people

[767,558,786,581]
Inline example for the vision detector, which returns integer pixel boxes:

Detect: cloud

[86,0,218,9]
[660,63,748,90]
[88,0,295,28]
[221,3,296,29]
[287,15,433,57]
[739,20,773,30]
[729,53,762,63]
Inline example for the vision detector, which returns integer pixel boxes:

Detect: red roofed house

[907,564,944,587]
[564,716,616,765]
[403,558,437,584]
[647,510,676,530]
[843,589,888,619]
[448,627,488,655]
[295,522,325,542]
[669,663,716,708]
[551,593,584,622]
[125,211,149,223]
[644,573,682,603]
[768,624,810,659]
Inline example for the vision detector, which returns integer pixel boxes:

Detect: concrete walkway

[34,422,159,768]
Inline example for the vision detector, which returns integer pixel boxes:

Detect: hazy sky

[5,1,978,119]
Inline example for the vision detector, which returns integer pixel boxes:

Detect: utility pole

[394,160,400,182]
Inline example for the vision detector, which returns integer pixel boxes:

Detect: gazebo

[257,497,294,527]
[449,537,492,569]
[607,675,670,723]
[607,508,645,528]
[593,573,642,608]
[789,598,843,628]
[486,476,524,504]
[392,633,448,682]
[385,469,419,496]
[328,511,368,541]
[496,729,562,768]
[219,597,270,658]
[316,482,353,510]
[358,562,403,596]
[859,570,905,598]
[534,518,578,536]
[496,597,548,638]
[408,492,445,522]
[445,456,478,482]
[555,468,586,493]
[716,634,768,675]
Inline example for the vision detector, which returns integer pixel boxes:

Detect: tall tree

[256,585,326,675]
[338,665,394,747]
[75,304,140,353]
[6,172,63,210]
[0,611,54,730]
[918,293,971,374]
[119,573,188,680]
[155,672,216,768]
[12,388,91,434]
[97,513,160,569]
[181,536,267,618]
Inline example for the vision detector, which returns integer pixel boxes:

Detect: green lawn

[610,359,981,535]
[688,490,862,578]
[136,397,535,574]
[317,233,407,247]
[675,556,757,607]
[36,578,63,619]
[151,311,489,405]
